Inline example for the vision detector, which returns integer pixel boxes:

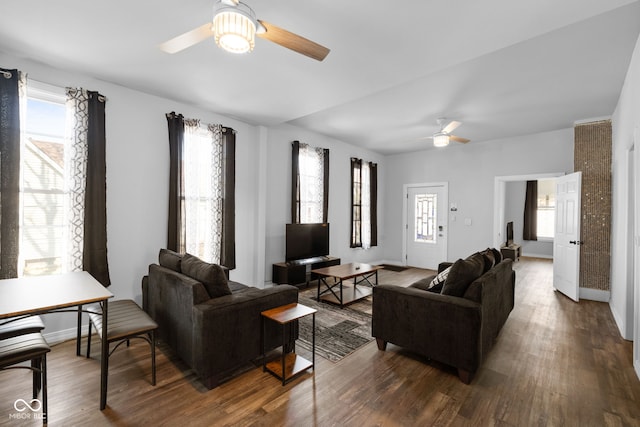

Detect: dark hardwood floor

[1,258,639,426]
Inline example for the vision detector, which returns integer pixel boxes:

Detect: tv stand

[273,256,341,286]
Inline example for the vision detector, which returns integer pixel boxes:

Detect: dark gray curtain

[291,140,300,223]
[166,112,185,252]
[523,180,538,241]
[291,140,329,224]
[0,68,21,279]
[322,148,329,224]
[83,91,111,287]
[369,161,378,247]
[350,158,362,247]
[221,127,236,269]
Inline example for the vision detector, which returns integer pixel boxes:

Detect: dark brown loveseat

[142,249,298,389]
[372,249,515,383]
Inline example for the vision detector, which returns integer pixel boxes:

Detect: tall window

[166,113,236,268]
[291,141,329,224]
[183,120,224,263]
[20,84,67,275]
[350,158,377,248]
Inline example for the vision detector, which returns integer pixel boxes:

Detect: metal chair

[0,333,50,425]
[86,299,158,407]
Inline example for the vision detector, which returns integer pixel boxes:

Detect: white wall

[384,129,574,263]
[264,124,386,282]
[0,52,262,338]
[610,31,640,341]
[504,181,554,258]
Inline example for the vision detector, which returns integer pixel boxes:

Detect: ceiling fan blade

[442,120,461,134]
[160,23,214,54]
[257,20,330,61]
[450,135,470,143]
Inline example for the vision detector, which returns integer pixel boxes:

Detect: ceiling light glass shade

[213,8,256,54]
[433,133,450,147]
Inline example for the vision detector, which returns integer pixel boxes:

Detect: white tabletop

[0,271,113,319]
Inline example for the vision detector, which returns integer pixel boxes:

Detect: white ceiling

[1,0,639,154]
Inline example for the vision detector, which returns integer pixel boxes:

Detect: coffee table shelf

[312,263,382,308]
[261,303,316,385]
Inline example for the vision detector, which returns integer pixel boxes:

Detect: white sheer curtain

[64,88,89,272]
[299,143,324,223]
[183,120,223,263]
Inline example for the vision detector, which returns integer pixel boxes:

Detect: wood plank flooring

[1,258,639,426]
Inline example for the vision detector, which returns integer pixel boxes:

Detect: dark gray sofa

[142,249,298,389]
[372,249,515,383]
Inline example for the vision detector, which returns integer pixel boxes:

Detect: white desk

[0,271,113,409]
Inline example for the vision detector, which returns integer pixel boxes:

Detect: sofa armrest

[191,285,299,385]
[372,284,482,373]
[147,264,210,365]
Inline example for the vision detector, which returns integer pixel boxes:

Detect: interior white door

[406,185,447,270]
[553,172,582,301]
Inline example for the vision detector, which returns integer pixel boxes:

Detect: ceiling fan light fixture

[433,132,450,147]
[212,4,256,54]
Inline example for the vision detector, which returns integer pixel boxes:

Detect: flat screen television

[286,223,330,262]
[506,221,514,246]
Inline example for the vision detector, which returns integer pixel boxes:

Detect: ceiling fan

[159,0,330,61]
[428,118,470,147]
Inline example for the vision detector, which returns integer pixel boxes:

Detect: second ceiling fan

[159,0,330,61]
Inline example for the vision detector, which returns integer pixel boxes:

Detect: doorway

[403,183,448,270]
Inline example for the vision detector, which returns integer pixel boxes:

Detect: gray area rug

[296,287,373,363]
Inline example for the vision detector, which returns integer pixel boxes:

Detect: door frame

[402,182,448,267]
[493,173,564,249]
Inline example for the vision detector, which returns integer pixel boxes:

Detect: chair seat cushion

[0,333,50,368]
[0,316,45,340]
[89,300,158,342]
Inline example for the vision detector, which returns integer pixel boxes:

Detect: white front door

[405,184,448,270]
[553,172,582,301]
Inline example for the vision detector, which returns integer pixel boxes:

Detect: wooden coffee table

[311,263,382,307]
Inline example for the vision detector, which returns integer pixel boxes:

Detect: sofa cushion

[491,247,502,263]
[441,253,484,297]
[159,248,183,272]
[181,253,232,299]
[479,248,496,273]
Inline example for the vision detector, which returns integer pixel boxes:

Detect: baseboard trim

[521,252,553,260]
[44,324,87,345]
[579,287,610,302]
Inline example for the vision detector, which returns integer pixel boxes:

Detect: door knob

[569,240,583,245]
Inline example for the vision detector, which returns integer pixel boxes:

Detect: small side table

[261,303,316,385]
[500,244,521,262]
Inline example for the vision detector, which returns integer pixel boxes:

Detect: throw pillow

[181,253,231,299]
[159,248,183,272]
[479,248,495,273]
[491,247,502,264]
[440,253,484,297]
[428,266,451,293]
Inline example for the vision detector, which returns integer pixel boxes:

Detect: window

[20,84,67,276]
[350,158,377,248]
[291,141,328,224]
[183,121,224,263]
[414,193,437,243]
[536,179,556,239]
[166,113,236,268]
